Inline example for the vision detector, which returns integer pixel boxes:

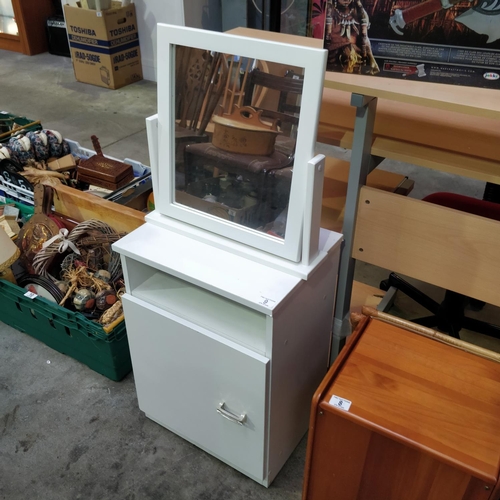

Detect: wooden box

[303,317,500,500]
[77,156,134,191]
[51,184,145,234]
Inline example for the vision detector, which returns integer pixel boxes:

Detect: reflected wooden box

[303,317,500,500]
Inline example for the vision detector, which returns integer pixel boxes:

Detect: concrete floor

[1,49,499,500]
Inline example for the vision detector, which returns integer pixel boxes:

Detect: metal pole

[330,93,378,364]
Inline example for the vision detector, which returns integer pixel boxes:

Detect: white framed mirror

[155,24,326,262]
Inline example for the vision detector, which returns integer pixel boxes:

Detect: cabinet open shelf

[133,271,268,355]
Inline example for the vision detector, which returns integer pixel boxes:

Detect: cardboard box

[64,3,143,89]
[0,215,20,238]
[317,0,500,89]
[47,154,77,172]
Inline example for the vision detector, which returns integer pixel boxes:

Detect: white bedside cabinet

[114,23,337,487]
[114,221,341,486]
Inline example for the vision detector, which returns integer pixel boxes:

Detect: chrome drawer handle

[216,402,247,425]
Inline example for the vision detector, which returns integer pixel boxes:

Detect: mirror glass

[173,45,304,240]
[0,0,18,35]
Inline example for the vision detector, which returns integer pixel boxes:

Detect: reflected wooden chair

[174,47,227,165]
[242,67,303,154]
[217,57,269,117]
[183,64,304,227]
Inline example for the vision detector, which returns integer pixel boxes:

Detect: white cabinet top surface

[113,222,306,313]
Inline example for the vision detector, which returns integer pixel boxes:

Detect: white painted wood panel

[113,222,302,313]
[266,247,340,482]
[133,271,268,355]
[115,221,341,485]
[123,294,270,481]
[156,25,327,261]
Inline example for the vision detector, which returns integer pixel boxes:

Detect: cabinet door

[123,294,270,481]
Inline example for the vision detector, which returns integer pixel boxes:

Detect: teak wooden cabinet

[0,0,54,55]
[303,317,500,500]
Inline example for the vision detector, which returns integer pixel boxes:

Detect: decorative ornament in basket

[0,145,12,160]
[32,219,124,285]
[30,219,127,329]
[43,129,71,158]
[16,184,62,273]
[8,134,35,165]
[212,105,281,156]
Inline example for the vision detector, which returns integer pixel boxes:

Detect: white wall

[134,0,185,82]
[136,0,223,82]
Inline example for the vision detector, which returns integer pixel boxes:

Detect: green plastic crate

[0,112,42,144]
[0,198,34,219]
[0,280,132,381]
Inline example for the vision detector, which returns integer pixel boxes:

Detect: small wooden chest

[76,135,135,190]
[77,160,134,190]
[303,317,500,500]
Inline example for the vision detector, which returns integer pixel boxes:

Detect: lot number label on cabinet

[258,296,276,308]
[329,395,352,412]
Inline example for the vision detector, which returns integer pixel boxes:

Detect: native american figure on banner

[323,0,381,74]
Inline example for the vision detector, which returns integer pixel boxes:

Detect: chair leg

[379,273,461,338]
[461,317,500,339]
[482,182,500,204]
[469,298,486,312]
[412,316,439,328]
[380,273,500,340]
[435,290,466,339]
[380,273,442,315]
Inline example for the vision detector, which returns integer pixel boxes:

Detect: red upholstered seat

[423,192,500,221]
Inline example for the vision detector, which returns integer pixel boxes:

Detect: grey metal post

[330,93,378,364]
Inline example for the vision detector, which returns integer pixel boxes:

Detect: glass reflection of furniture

[0,0,16,35]
[174,47,228,165]
[0,0,54,55]
[182,61,305,236]
[242,67,303,155]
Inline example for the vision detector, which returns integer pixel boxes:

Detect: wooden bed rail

[318,88,500,185]
[352,186,500,308]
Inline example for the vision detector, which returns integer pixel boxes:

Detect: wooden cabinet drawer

[122,294,270,482]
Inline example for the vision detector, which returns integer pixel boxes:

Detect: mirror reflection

[0,0,18,35]
[174,45,304,239]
